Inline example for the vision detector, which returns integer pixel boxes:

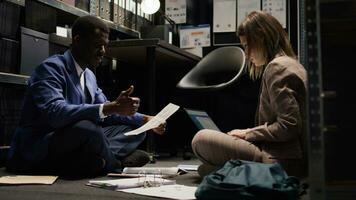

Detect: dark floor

[0,155,203,200]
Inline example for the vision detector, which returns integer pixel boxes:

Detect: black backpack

[195,159,307,200]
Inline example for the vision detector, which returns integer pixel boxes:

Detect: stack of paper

[87,177,176,190]
[177,164,199,171]
[122,167,187,176]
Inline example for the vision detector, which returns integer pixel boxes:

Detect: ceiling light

[141,0,161,14]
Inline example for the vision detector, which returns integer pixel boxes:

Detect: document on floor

[108,166,187,178]
[119,184,197,200]
[124,103,180,136]
[87,177,176,190]
[122,166,187,176]
[0,175,58,185]
[177,164,199,171]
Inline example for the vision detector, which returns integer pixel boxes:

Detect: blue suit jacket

[8,50,143,170]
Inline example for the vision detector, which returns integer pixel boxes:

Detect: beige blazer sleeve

[244,56,307,142]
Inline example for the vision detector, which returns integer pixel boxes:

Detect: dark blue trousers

[47,120,146,177]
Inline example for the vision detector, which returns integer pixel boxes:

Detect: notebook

[184,108,221,131]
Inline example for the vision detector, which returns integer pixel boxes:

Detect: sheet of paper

[0,175,58,185]
[165,0,187,24]
[237,0,261,26]
[213,0,236,33]
[122,167,187,175]
[107,173,176,179]
[184,47,203,58]
[177,164,199,171]
[262,0,287,28]
[124,103,180,136]
[180,25,211,49]
[120,184,197,200]
[88,177,175,190]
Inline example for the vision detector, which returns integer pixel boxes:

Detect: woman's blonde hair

[237,11,296,80]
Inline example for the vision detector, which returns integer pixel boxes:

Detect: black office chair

[176,46,246,91]
[176,46,246,160]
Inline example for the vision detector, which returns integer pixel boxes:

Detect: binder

[99,0,111,20]
[89,0,100,16]
[75,0,90,12]
[110,1,119,23]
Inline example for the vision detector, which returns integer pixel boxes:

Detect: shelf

[106,39,201,67]
[322,125,338,132]
[101,18,141,39]
[0,72,29,85]
[321,90,337,98]
[35,0,88,17]
[49,33,71,47]
[34,0,140,38]
[5,0,25,6]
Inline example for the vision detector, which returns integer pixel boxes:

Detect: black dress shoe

[122,150,150,168]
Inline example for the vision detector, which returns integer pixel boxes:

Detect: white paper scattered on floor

[88,177,176,190]
[124,103,180,136]
[177,164,199,171]
[122,166,187,175]
[119,184,197,200]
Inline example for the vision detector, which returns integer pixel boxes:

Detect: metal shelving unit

[5,0,141,38]
[304,0,326,199]
[34,0,140,38]
[305,0,356,199]
[0,72,29,85]
[4,0,24,6]
[1,0,141,85]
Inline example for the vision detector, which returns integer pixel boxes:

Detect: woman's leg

[191,129,263,176]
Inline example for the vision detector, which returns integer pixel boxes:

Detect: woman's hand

[227,129,249,140]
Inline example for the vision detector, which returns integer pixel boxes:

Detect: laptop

[183,108,221,132]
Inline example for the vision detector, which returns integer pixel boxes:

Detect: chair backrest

[176,46,246,91]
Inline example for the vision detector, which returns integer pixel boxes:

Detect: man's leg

[103,125,149,167]
[48,120,120,177]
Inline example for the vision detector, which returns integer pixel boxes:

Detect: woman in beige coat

[191,11,308,178]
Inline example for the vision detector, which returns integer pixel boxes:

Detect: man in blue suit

[7,16,165,177]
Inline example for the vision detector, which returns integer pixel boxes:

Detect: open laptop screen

[184,108,221,132]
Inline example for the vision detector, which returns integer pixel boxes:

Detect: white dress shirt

[72,52,106,119]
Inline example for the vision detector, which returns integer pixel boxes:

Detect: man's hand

[103,85,140,116]
[143,115,166,135]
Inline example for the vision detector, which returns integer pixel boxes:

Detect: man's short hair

[71,15,109,38]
